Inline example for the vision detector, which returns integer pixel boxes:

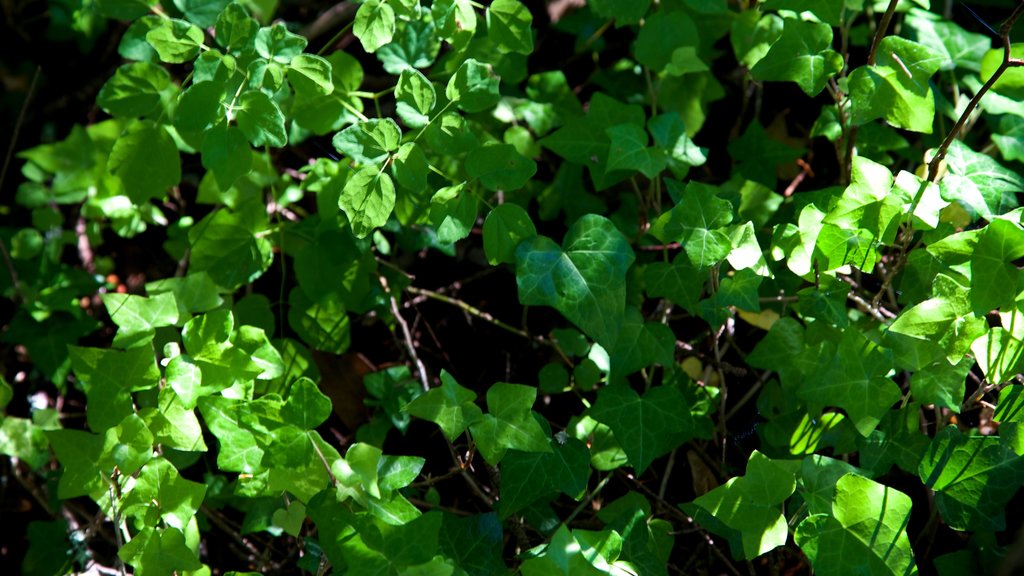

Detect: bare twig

[0,66,40,193]
[381,276,430,392]
[867,0,901,66]
[927,1,1024,182]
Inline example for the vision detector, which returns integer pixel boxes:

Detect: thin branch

[927,0,1024,182]
[381,276,430,391]
[0,66,40,193]
[867,0,901,66]
[564,474,611,525]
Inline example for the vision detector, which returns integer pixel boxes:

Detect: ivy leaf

[648,112,707,177]
[97,62,171,118]
[588,0,649,25]
[70,345,160,432]
[198,395,265,473]
[633,10,698,73]
[109,120,181,203]
[940,139,1022,220]
[404,370,483,441]
[287,288,351,355]
[339,165,396,238]
[750,17,843,96]
[446,58,501,113]
[288,54,334,96]
[483,202,537,265]
[215,2,257,52]
[377,12,442,75]
[691,451,798,559]
[333,118,403,165]
[589,384,696,474]
[201,123,253,190]
[498,437,590,519]
[643,255,705,313]
[905,7,990,72]
[919,426,1024,531]
[649,181,733,269]
[849,36,943,133]
[801,327,900,437]
[101,292,180,348]
[760,0,844,26]
[605,124,666,178]
[429,182,478,244]
[118,527,202,576]
[438,512,509,576]
[174,81,226,133]
[608,307,674,382]
[255,22,307,63]
[487,0,533,55]
[188,208,273,290]
[174,0,230,28]
[395,68,436,128]
[515,214,635,348]
[140,387,208,451]
[970,219,1024,314]
[466,143,537,191]
[122,457,206,530]
[282,377,332,430]
[235,90,287,147]
[145,18,204,63]
[794,474,918,576]
[45,429,105,498]
[354,0,396,53]
[469,383,552,464]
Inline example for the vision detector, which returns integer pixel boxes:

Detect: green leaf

[608,307,674,382]
[404,370,483,441]
[288,288,351,354]
[97,62,171,118]
[849,36,943,133]
[175,81,227,133]
[648,112,707,176]
[255,22,307,63]
[354,0,396,53]
[333,118,403,165]
[466,144,537,191]
[483,203,537,265]
[145,18,204,63]
[141,387,208,451]
[70,345,160,431]
[395,68,436,128]
[198,395,264,473]
[429,182,478,244]
[919,426,1024,531]
[487,0,533,55]
[235,90,287,147]
[761,0,845,26]
[119,526,202,576]
[439,512,508,576]
[216,2,258,52]
[970,219,1024,314]
[731,10,784,69]
[801,327,900,437]
[96,0,156,19]
[604,124,666,178]
[122,457,206,529]
[469,382,551,464]
[515,214,635,348]
[288,54,335,96]
[727,120,804,188]
[446,59,501,113]
[175,0,231,27]
[339,165,397,238]
[649,181,733,268]
[377,11,442,75]
[46,429,105,498]
[109,120,181,203]
[588,0,649,25]
[633,10,698,72]
[201,123,254,190]
[282,377,332,430]
[692,451,798,559]
[750,17,843,96]
[794,474,918,576]
[904,7,990,72]
[643,255,704,313]
[589,383,696,474]
[940,139,1022,220]
[101,292,179,348]
[188,208,273,290]
[498,437,590,518]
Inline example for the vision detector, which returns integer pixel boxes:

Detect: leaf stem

[404,285,555,348]
[316,20,355,56]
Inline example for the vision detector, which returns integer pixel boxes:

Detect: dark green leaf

[97,62,171,118]
[466,144,537,191]
[590,384,695,474]
[109,120,181,203]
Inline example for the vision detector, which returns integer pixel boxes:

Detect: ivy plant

[4,0,1024,574]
